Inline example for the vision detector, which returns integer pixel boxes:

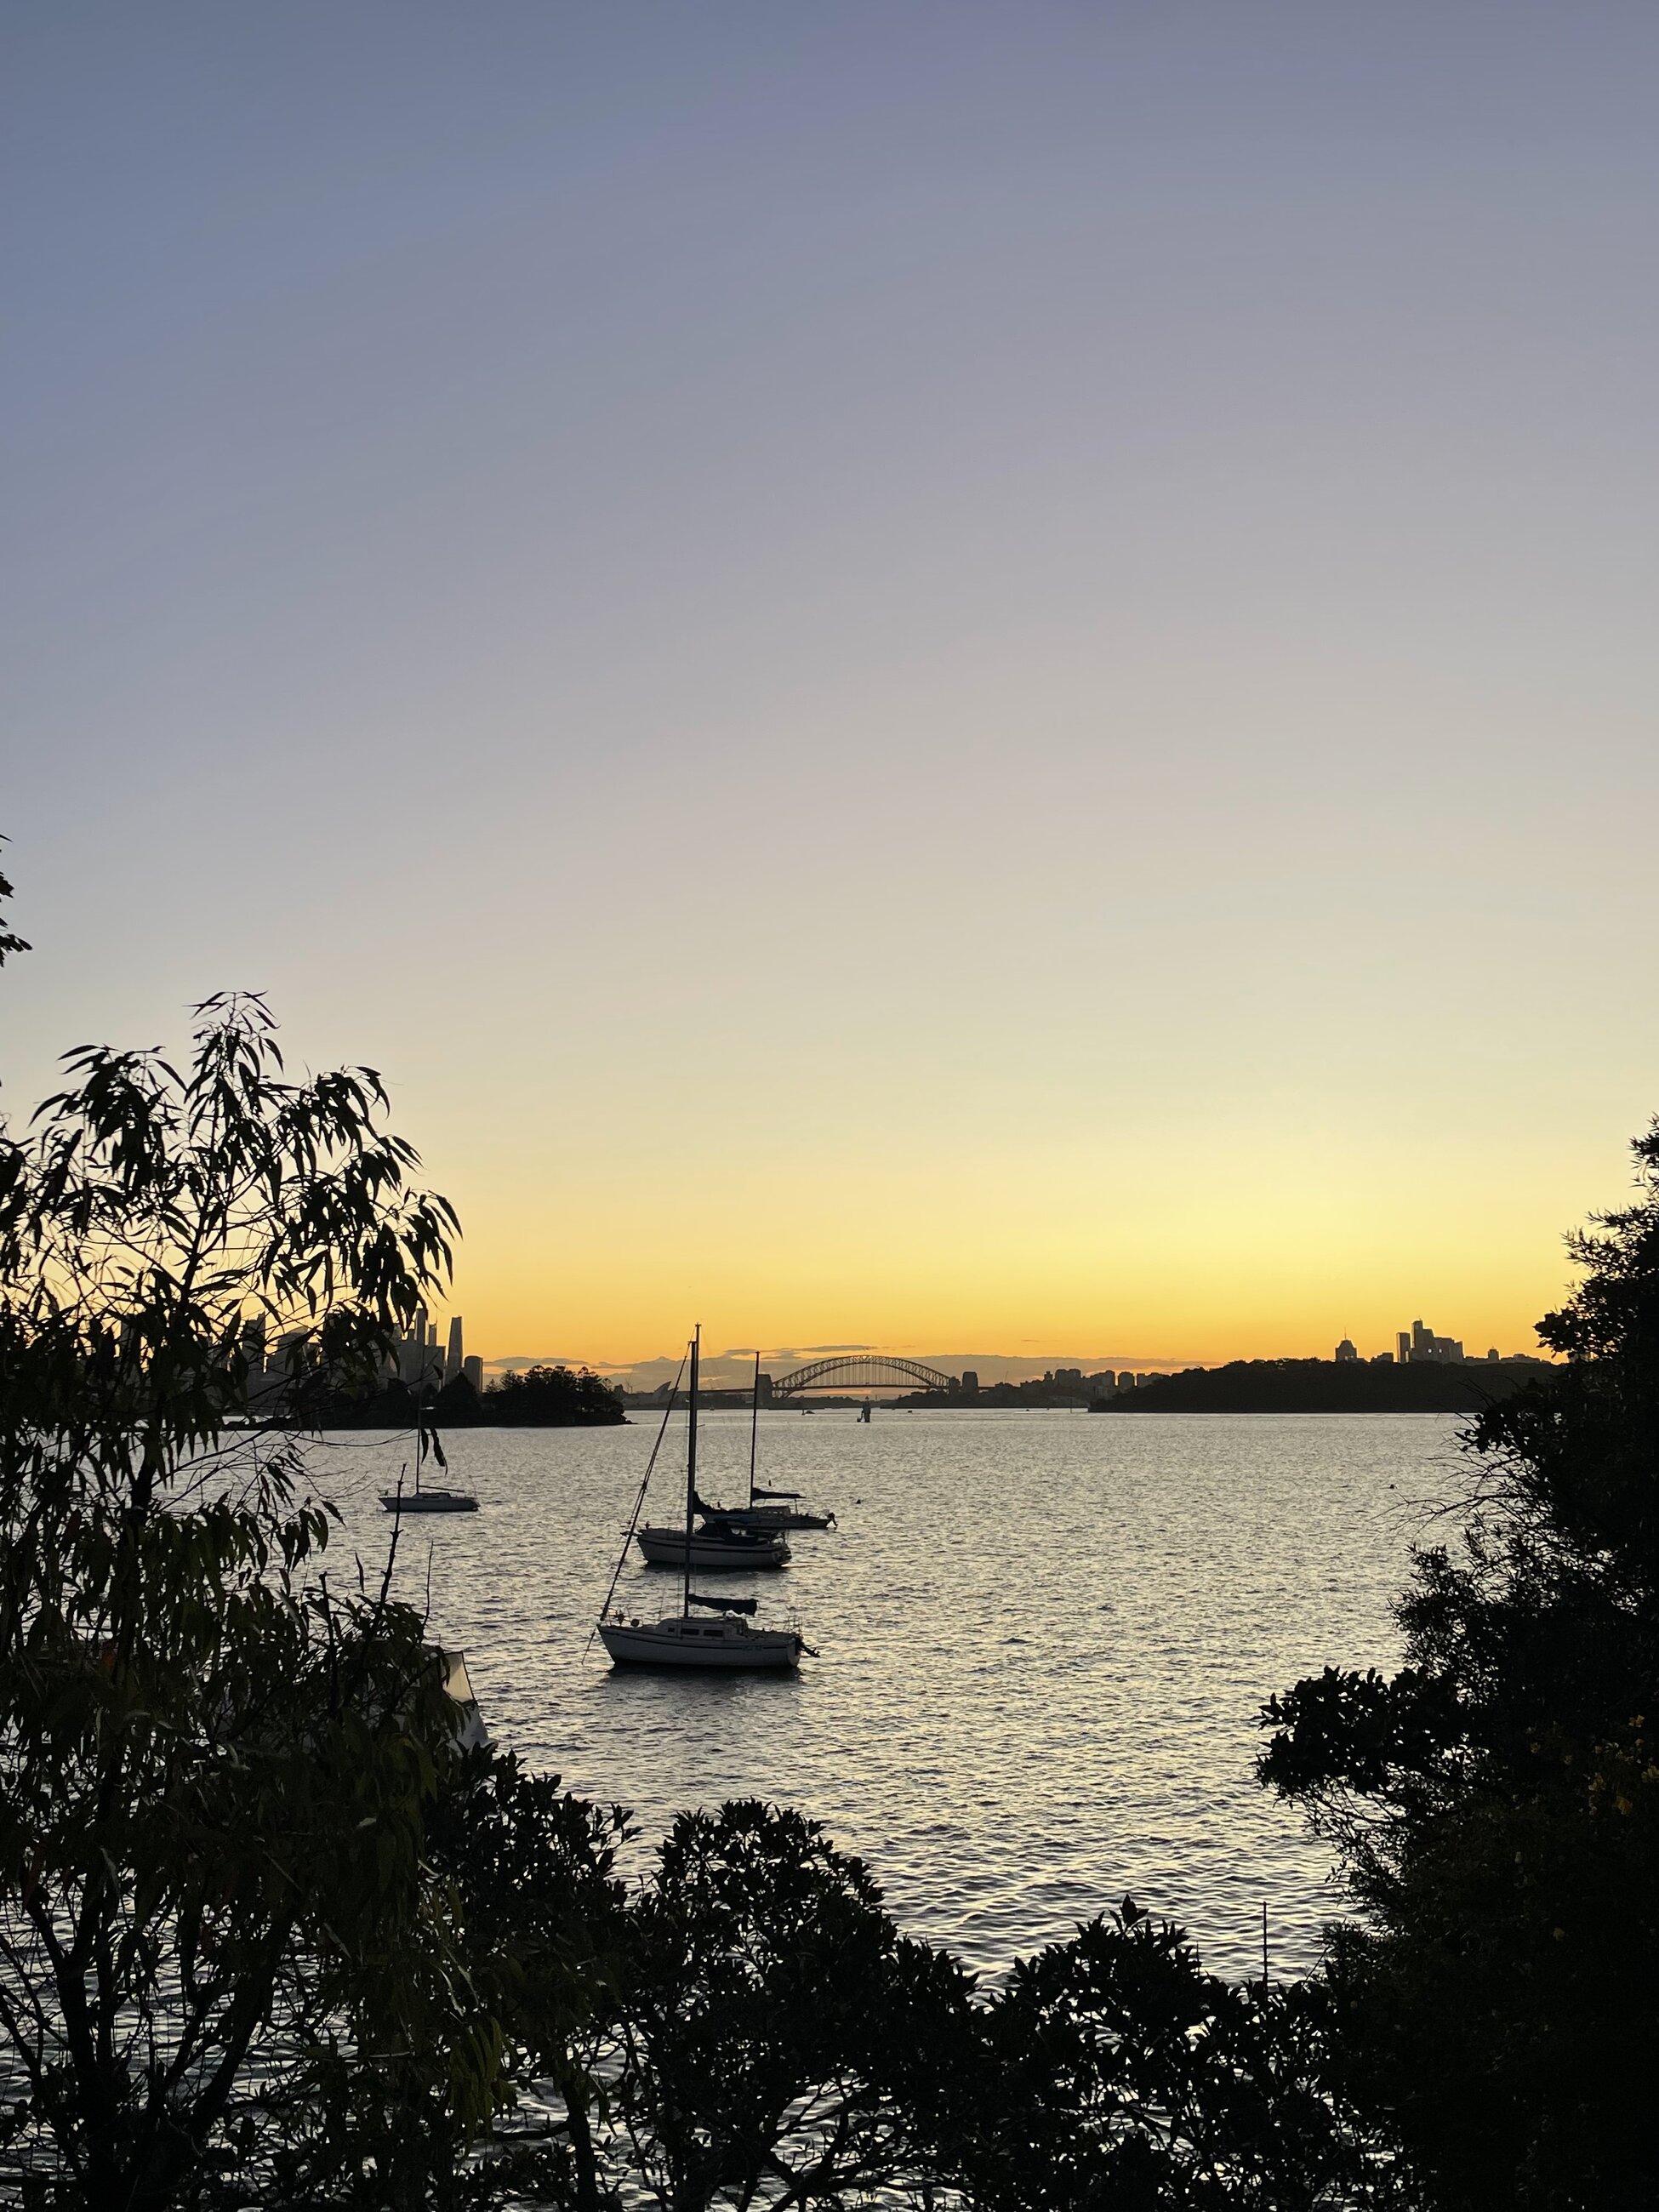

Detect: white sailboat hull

[636,1524,790,1570]
[380,1489,478,1514]
[598,1614,801,1670]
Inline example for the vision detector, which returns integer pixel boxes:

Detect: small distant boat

[387,1484,477,1514]
[381,1405,478,1514]
[598,1330,812,1672]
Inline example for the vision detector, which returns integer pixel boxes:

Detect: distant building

[444,1315,464,1383]
[395,1304,446,1392]
[1334,1338,1358,1363]
[1046,1367,1084,1387]
[1485,1348,1500,1363]
[398,1305,425,1386]
[1371,1351,1395,1364]
[242,1321,301,1407]
[1406,1318,1465,1364]
[462,1354,483,1394]
[1396,1320,1466,1364]
[961,1371,979,1394]
[1117,1372,1135,1392]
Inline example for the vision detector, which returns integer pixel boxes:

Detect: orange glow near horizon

[421,1103,1613,1371]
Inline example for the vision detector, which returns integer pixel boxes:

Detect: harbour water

[317,1410,1461,1981]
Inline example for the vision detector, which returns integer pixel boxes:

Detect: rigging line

[585,1348,687,1655]
[748,1348,761,1504]
[682,1328,699,1622]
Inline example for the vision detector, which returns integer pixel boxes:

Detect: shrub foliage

[1261,1123,1659,2209]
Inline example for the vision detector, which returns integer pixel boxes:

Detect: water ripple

[312,1410,1457,1980]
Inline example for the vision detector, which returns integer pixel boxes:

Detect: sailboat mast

[682,1328,699,1619]
[749,1349,761,1505]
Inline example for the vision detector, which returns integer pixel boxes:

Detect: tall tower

[445,1315,464,1384]
[402,1303,430,1387]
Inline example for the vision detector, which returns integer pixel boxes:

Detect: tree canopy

[1260,1122,1659,2209]
[0,989,506,2207]
[482,1364,625,1426]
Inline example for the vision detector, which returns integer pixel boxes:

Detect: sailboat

[442,1649,490,1751]
[379,1400,478,1514]
[635,1518,790,1568]
[635,1341,791,1567]
[707,1354,836,1532]
[599,1331,809,1670]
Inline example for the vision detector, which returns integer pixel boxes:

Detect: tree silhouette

[1262,1121,1659,2208]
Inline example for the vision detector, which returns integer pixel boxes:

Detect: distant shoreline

[1099,1358,1555,1415]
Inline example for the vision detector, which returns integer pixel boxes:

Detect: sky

[4,3,1658,1368]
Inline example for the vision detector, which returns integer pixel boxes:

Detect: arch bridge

[772,1354,954,1397]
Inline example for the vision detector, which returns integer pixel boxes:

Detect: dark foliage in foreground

[612,1802,977,2212]
[1261,1122,1659,2209]
[425,1795,1404,2212]
[971,1902,1401,2211]
[0,841,26,966]
[0,989,493,2209]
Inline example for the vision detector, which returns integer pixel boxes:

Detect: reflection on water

[315,1410,1455,1980]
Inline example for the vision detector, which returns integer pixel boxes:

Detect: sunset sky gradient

[5,4,1658,1367]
